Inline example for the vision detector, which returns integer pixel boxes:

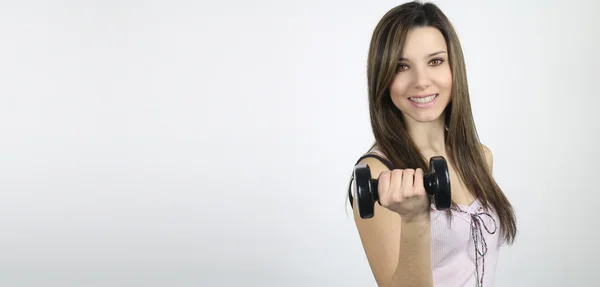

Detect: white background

[0,0,598,286]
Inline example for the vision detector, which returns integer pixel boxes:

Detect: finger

[377,171,391,205]
[388,169,404,201]
[413,168,425,195]
[402,169,415,197]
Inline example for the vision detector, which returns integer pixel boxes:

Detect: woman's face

[389,26,452,125]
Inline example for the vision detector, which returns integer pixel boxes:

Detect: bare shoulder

[480,143,493,174]
[352,155,401,286]
[356,155,390,179]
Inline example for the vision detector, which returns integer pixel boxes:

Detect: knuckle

[380,197,389,207]
[393,192,404,203]
[391,169,404,177]
[395,185,405,196]
[403,187,414,197]
[379,171,390,180]
[414,186,426,195]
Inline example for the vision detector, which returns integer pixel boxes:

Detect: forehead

[401,26,447,57]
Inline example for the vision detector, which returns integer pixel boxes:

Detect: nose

[414,67,431,90]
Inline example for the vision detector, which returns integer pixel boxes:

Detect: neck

[403,116,446,156]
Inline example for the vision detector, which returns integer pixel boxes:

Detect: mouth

[409,94,438,104]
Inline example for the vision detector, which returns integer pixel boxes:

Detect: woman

[347,1,517,286]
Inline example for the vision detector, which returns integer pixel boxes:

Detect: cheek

[437,69,453,90]
[388,81,409,109]
[389,76,410,100]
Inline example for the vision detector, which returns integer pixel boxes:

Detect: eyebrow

[399,50,447,62]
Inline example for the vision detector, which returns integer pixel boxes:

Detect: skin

[353,27,494,287]
[389,26,452,160]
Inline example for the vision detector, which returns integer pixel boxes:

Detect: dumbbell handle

[369,173,439,202]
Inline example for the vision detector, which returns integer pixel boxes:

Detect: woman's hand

[378,168,430,222]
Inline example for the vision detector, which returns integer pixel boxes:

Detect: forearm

[389,215,433,287]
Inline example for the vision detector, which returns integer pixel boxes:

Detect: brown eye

[430,58,444,65]
[397,64,409,71]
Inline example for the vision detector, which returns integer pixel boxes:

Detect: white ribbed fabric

[367,149,503,287]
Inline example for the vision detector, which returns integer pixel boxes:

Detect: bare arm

[352,157,433,287]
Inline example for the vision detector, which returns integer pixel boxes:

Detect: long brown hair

[353,1,516,244]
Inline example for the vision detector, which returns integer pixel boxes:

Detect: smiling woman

[347,1,517,287]
[391,27,452,125]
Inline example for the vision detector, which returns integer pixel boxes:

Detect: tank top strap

[356,148,394,170]
[367,148,389,161]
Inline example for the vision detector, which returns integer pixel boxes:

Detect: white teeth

[410,94,437,104]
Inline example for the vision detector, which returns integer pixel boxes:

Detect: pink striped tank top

[367,149,503,287]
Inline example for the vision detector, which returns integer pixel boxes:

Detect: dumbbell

[353,156,451,219]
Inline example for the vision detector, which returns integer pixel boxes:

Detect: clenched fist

[377,168,430,221]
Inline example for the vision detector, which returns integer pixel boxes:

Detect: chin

[406,111,444,123]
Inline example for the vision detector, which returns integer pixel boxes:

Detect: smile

[409,94,438,104]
